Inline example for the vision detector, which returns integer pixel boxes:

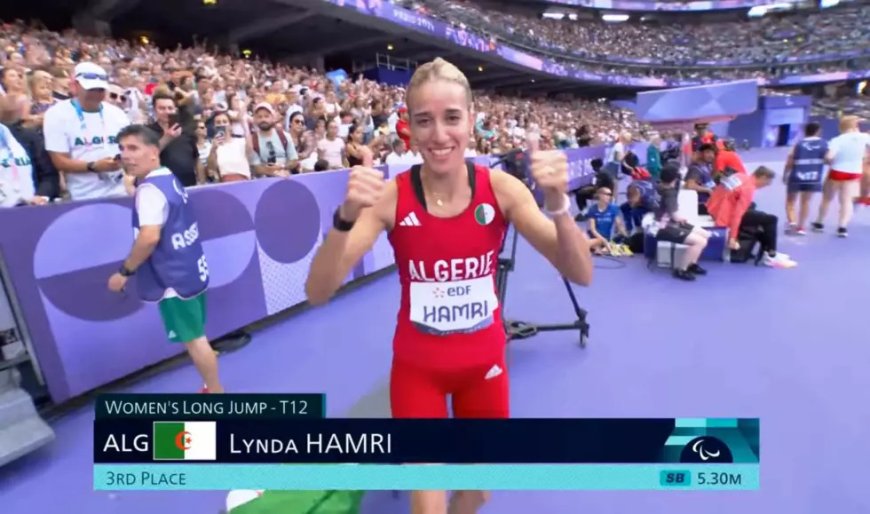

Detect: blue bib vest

[688,163,714,203]
[789,138,827,185]
[629,179,659,210]
[132,170,209,302]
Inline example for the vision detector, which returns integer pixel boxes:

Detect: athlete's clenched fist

[527,133,569,210]
[340,147,385,222]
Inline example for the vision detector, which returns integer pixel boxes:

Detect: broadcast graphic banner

[93,463,760,491]
[95,417,760,464]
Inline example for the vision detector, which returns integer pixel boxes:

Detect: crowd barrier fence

[0,146,607,404]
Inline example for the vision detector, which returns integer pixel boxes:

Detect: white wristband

[543,194,571,217]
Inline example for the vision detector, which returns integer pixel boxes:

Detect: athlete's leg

[679,232,707,271]
[837,179,859,230]
[449,357,510,514]
[390,358,451,514]
[814,177,836,228]
[187,336,223,393]
[785,191,798,226]
[159,293,223,392]
[798,190,814,231]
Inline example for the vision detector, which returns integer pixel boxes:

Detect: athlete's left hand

[108,273,127,293]
[527,133,569,210]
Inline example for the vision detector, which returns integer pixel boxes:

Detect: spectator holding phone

[149,87,203,187]
[42,62,130,200]
[206,111,253,182]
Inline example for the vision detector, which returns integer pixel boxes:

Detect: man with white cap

[43,62,131,200]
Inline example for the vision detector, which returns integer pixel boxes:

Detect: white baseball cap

[253,102,275,115]
[74,62,109,90]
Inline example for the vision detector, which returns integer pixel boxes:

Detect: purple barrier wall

[0,147,603,404]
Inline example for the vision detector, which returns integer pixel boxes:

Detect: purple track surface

[1,148,869,513]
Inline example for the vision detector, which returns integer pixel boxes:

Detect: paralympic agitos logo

[679,436,733,463]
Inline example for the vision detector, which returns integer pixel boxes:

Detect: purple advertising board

[635,80,759,123]
[321,0,870,88]
[0,147,603,404]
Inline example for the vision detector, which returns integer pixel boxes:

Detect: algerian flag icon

[153,421,217,461]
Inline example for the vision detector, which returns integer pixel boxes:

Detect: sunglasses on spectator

[109,92,128,102]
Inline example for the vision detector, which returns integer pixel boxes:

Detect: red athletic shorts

[829,170,861,182]
[390,356,510,419]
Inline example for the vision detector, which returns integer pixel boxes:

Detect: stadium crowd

[0,18,645,203]
[403,0,869,80]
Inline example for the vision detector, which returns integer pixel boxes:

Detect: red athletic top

[388,165,508,371]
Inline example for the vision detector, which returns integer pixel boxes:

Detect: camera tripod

[496,225,590,348]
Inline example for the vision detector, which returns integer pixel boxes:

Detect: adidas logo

[399,212,422,227]
[485,364,503,380]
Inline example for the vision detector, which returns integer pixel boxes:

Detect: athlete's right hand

[340,148,384,222]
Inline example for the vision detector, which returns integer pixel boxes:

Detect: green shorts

[158,293,207,343]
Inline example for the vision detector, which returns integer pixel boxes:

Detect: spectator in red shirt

[706,166,796,268]
[714,139,746,175]
[691,123,717,153]
[395,106,411,149]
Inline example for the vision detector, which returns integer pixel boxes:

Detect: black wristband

[119,264,135,277]
[333,207,355,232]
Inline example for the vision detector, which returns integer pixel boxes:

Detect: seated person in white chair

[585,186,628,255]
[649,163,711,281]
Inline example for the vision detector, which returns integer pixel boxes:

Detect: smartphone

[167,113,180,126]
[214,127,226,139]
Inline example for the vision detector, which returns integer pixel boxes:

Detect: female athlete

[305,58,593,514]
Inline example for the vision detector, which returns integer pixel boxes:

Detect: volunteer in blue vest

[107,125,223,394]
[621,179,658,233]
[782,122,827,236]
[683,143,717,214]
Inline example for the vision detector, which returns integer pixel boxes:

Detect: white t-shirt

[317,137,345,169]
[216,138,252,179]
[828,132,870,175]
[43,99,130,200]
[385,151,422,166]
[606,141,625,164]
[134,167,177,298]
[0,125,36,207]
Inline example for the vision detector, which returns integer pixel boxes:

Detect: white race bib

[409,275,499,336]
[721,174,742,191]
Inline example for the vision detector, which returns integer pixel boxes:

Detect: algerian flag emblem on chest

[474,203,495,225]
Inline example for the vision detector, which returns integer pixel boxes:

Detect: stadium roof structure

[25,0,641,97]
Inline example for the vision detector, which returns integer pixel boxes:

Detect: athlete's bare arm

[305,163,397,305]
[491,169,592,286]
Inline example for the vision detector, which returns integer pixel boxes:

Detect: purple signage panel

[0,149,601,404]
[320,0,868,88]
[635,80,759,123]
